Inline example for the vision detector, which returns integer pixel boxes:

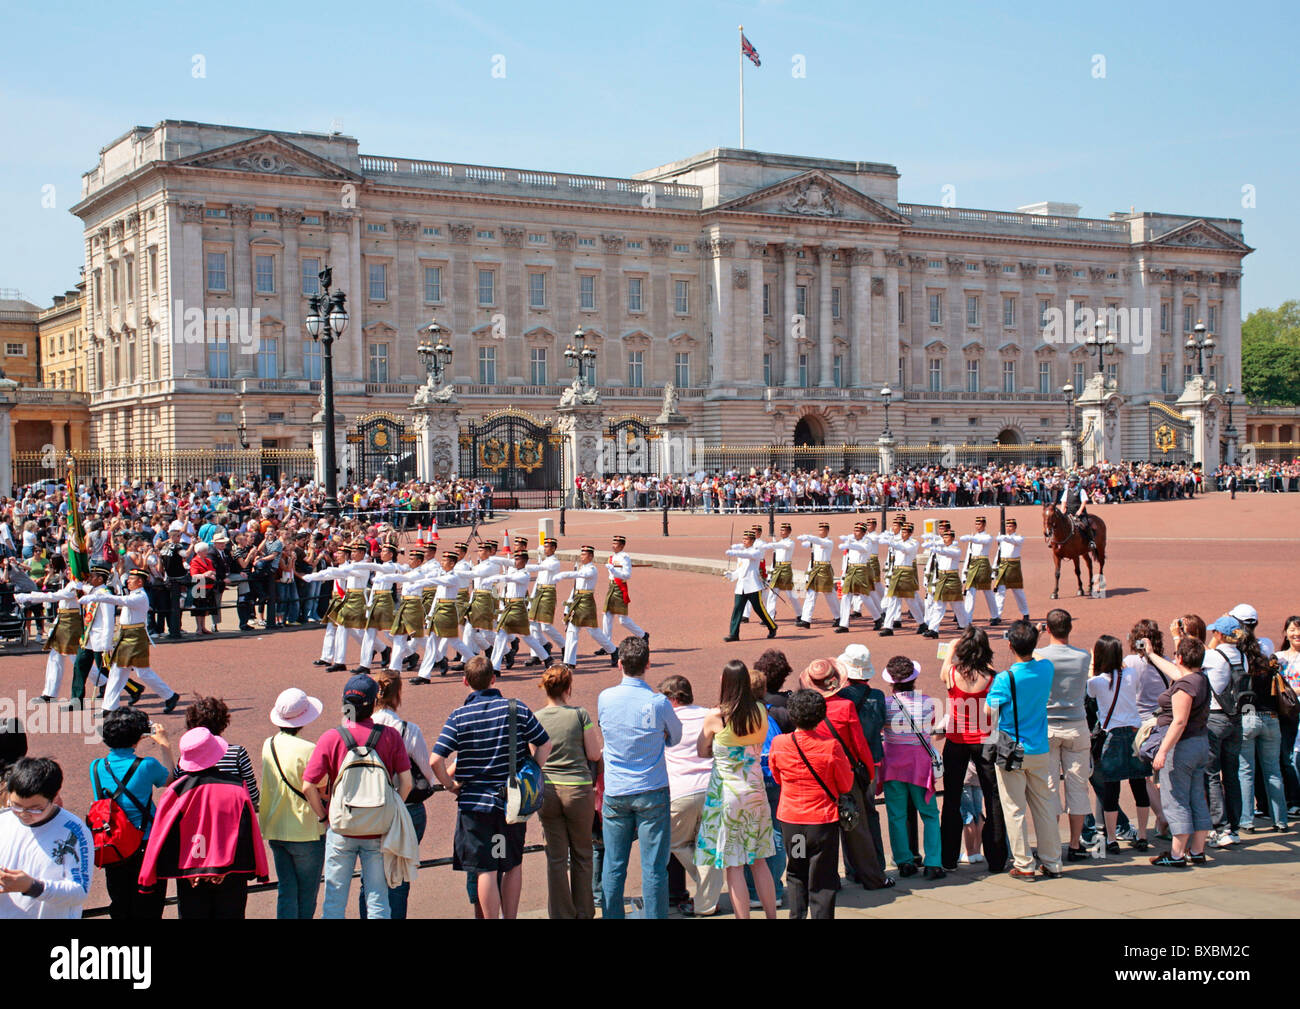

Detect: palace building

[70,120,1251,474]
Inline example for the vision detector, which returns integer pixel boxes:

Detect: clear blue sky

[2,0,1295,314]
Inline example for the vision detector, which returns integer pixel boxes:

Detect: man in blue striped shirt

[431,655,551,919]
[597,636,681,919]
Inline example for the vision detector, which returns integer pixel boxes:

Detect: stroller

[0,583,28,647]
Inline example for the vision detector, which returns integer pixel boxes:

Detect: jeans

[884,780,942,867]
[359,802,426,919]
[1206,713,1243,831]
[1282,718,1300,808]
[299,579,320,622]
[277,580,300,625]
[746,781,786,902]
[269,837,326,919]
[601,786,671,919]
[940,739,1008,872]
[1238,710,1288,828]
[322,831,390,919]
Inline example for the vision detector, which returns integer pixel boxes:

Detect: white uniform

[763,535,796,617]
[462,555,511,655]
[602,550,647,641]
[386,558,442,670]
[15,582,83,699]
[483,567,549,669]
[882,536,926,630]
[96,587,175,710]
[305,561,374,665]
[553,562,618,666]
[923,542,971,632]
[837,535,881,628]
[797,534,841,624]
[408,569,474,681]
[994,533,1030,619]
[359,562,407,668]
[525,553,566,650]
[959,531,999,619]
[866,530,886,609]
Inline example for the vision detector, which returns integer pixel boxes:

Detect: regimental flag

[65,468,89,580]
[742,34,761,67]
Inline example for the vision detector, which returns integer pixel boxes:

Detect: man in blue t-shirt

[986,619,1062,879]
[89,709,175,919]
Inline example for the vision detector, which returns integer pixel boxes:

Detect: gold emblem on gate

[370,426,390,450]
[1155,423,1176,454]
[479,437,508,471]
[516,438,543,473]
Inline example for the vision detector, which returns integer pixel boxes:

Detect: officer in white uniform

[796,524,841,627]
[959,517,999,622]
[554,546,619,667]
[724,529,777,642]
[97,568,180,712]
[993,518,1030,621]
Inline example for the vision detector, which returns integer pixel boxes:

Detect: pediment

[174,134,363,182]
[523,325,556,341]
[997,340,1021,355]
[667,329,697,347]
[924,338,948,352]
[621,328,652,347]
[363,320,398,338]
[1145,219,1251,254]
[715,170,910,226]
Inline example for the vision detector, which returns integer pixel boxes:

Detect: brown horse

[1042,505,1107,599]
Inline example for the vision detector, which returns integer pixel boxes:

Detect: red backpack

[86,757,150,867]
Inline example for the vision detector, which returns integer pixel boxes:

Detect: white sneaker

[1206,830,1225,848]
[1226,831,1241,845]
[959,853,970,864]
[967,853,985,864]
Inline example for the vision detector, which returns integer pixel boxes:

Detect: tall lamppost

[1062,382,1076,436]
[1085,317,1117,377]
[564,325,597,389]
[880,385,893,436]
[1187,320,1215,377]
[417,318,454,385]
[304,267,349,519]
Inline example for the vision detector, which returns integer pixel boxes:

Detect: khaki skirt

[567,590,599,628]
[807,561,835,594]
[886,566,919,598]
[992,558,1024,590]
[468,589,497,630]
[110,624,151,668]
[933,570,965,602]
[44,609,84,656]
[429,599,462,639]
[604,581,629,616]
[842,564,874,595]
[338,589,368,630]
[528,584,557,623]
[769,561,794,591]
[963,556,993,592]
[322,592,344,626]
[498,598,532,635]
[867,556,882,585]
[364,590,395,631]
[391,595,427,637]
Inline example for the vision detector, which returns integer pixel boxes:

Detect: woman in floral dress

[695,660,777,918]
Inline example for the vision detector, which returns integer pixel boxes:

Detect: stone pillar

[877,432,896,476]
[849,248,873,388]
[1221,270,1242,392]
[310,398,347,487]
[177,201,207,377]
[884,251,904,391]
[602,233,624,385]
[745,240,768,388]
[394,218,421,381]
[1060,430,1076,470]
[0,378,16,498]
[655,413,693,476]
[231,206,254,377]
[279,209,302,377]
[1171,271,1186,388]
[782,243,799,387]
[817,246,835,387]
[1076,373,1124,466]
[557,395,604,506]
[1177,376,1224,471]
[411,393,461,481]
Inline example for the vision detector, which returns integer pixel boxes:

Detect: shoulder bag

[982,672,1025,770]
[1090,674,1123,763]
[821,716,873,793]
[504,699,544,824]
[792,733,859,833]
[895,694,944,781]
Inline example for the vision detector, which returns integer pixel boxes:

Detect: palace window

[967,295,979,327]
[675,352,690,388]
[530,347,547,385]
[674,280,690,315]
[929,293,942,325]
[1002,359,1016,393]
[302,258,320,296]
[424,266,443,303]
[627,277,643,312]
[528,272,545,309]
[255,254,275,294]
[368,344,389,383]
[477,269,495,306]
[478,345,496,385]
[579,275,597,310]
[368,263,387,301]
[928,358,942,392]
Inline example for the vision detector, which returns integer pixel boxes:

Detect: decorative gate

[1148,401,1193,464]
[458,407,563,506]
[349,411,418,484]
[602,415,662,475]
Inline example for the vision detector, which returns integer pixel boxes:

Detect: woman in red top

[938,626,1008,873]
[188,541,217,635]
[768,689,853,919]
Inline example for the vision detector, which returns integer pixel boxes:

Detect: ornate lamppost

[304,267,349,518]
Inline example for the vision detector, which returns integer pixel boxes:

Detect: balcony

[904,389,1066,403]
[763,387,873,403]
[14,387,90,407]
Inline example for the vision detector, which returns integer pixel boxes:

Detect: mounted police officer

[1058,474,1096,553]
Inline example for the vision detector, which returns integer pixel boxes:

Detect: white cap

[1230,603,1258,626]
[835,644,876,681]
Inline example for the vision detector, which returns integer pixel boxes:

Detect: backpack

[1212,647,1252,718]
[504,699,545,824]
[86,757,149,867]
[760,703,782,783]
[328,725,399,836]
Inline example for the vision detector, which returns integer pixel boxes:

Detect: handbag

[1272,670,1299,722]
[982,672,1025,770]
[504,698,544,824]
[820,716,873,794]
[793,733,860,833]
[894,693,944,782]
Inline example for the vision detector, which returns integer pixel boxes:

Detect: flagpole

[738,24,745,149]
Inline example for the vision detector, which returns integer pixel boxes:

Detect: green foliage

[1242,301,1300,404]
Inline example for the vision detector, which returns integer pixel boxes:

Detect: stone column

[394,218,421,381]
[1129,263,1154,395]
[1171,270,1186,390]
[1060,429,1076,469]
[310,397,347,487]
[448,222,474,383]
[1076,373,1124,466]
[601,233,624,384]
[231,205,254,377]
[1221,270,1242,392]
[0,378,16,498]
[279,208,303,377]
[817,246,836,387]
[411,394,461,481]
[849,248,873,388]
[946,257,967,390]
[557,396,604,506]
[176,202,207,377]
[877,432,896,476]
[884,251,904,391]
[908,255,927,394]
[746,240,768,388]
[782,242,799,387]
[502,226,526,383]
[1177,376,1223,470]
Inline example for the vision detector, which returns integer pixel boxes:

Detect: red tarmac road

[1,491,1295,918]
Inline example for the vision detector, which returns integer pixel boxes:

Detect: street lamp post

[1187,320,1215,377]
[880,385,893,437]
[564,325,598,389]
[1085,317,1117,377]
[1062,382,1076,436]
[417,318,454,385]
[304,266,349,519]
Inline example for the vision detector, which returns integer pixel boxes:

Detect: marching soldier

[960,516,999,623]
[450,540,476,662]
[923,528,971,638]
[795,522,840,628]
[993,517,1030,621]
[483,549,551,670]
[100,567,181,712]
[880,523,927,637]
[68,564,118,709]
[525,537,566,658]
[864,516,886,619]
[762,521,797,619]
[386,544,433,673]
[303,540,375,671]
[554,544,620,667]
[836,522,881,634]
[16,574,87,704]
[600,535,649,650]
[357,543,405,672]
[724,528,778,642]
[409,550,475,684]
[461,539,510,659]
[739,524,766,622]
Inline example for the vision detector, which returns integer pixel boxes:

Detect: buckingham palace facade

[70,120,1250,463]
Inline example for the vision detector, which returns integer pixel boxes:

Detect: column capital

[849,247,874,267]
[230,204,254,227]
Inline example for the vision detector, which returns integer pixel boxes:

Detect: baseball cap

[1209,615,1241,636]
[343,674,379,711]
[1229,604,1258,627]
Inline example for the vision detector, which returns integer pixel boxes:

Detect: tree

[1242,300,1300,404]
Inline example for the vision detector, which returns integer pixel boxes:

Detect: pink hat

[178,727,228,772]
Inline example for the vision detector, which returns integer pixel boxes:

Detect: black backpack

[1211,647,1252,717]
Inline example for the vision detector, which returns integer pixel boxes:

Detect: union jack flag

[742,34,761,67]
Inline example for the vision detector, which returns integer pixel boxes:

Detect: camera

[1005,741,1025,770]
